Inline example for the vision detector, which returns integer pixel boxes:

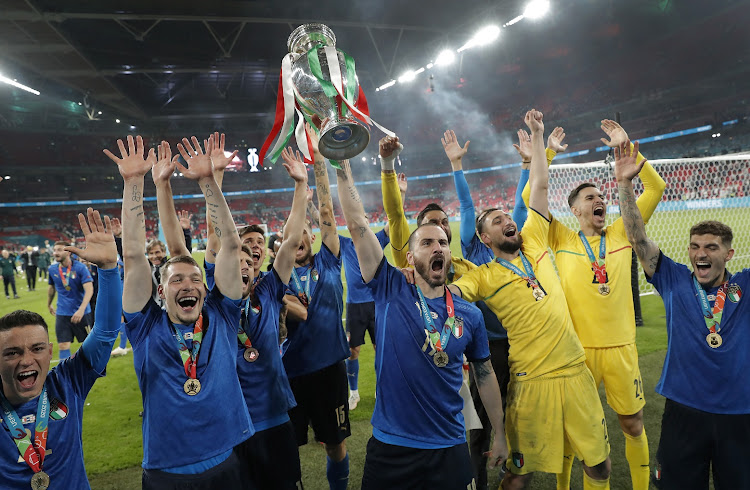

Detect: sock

[119,322,128,349]
[624,428,650,490]
[346,358,359,391]
[556,453,574,490]
[59,349,71,359]
[583,472,609,489]
[326,453,349,490]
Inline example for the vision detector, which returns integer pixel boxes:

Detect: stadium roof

[1,0,748,135]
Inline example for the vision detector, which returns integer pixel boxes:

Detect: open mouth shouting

[17,369,39,390]
[503,225,517,238]
[430,255,446,274]
[242,272,251,287]
[177,295,199,313]
[593,204,605,220]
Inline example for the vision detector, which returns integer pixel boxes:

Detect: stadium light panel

[361,156,367,161]
[398,70,417,83]
[524,0,550,19]
[98,111,102,115]
[435,50,456,66]
[377,80,396,91]
[4,176,10,180]
[458,25,500,52]
[116,119,121,123]
[0,73,40,96]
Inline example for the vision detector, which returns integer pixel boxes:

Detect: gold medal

[598,284,610,296]
[30,471,50,490]
[532,288,545,301]
[433,351,449,368]
[64,286,71,291]
[706,332,723,348]
[243,347,260,362]
[183,378,201,396]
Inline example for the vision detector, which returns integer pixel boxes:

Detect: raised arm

[337,160,384,283]
[443,130,476,248]
[203,132,238,265]
[519,127,566,211]
[103,135,155,313]
[615,140,661,277]
[178,211,193,253]
[305,185,321,226]
[380,136,409,268]
[308,124,339,256]
[176,136,242,300]
[470,359,507,468]
[152,141,190,259]
[525,110,549,217]
[275,147,309,285]
[65,208,121,372]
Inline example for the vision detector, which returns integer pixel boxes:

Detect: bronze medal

[598,284,610,296]
[30,471,50,490]
[243,347,260,362]
[706,332,723,348]
[532,288,545,301]
[433,351,449,368]
[183,378,201,396]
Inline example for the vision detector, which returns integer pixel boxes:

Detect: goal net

[546,153,750,295]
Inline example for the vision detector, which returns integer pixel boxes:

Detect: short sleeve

[451,267,485,303]
[256,268,286,304]
[77,262,93,284]
[464,311,490,362]
[123,299,162,347]
[317,237,343,270]
[646,252,680,294]
[203,259,216,291]
[375,229,390,249]
[366,257,408,302]
[547,216,576,251]
[520,209,551,259]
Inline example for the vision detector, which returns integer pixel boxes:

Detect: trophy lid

[287,24,336,55]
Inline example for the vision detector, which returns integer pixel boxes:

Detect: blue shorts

[55,313,92,343]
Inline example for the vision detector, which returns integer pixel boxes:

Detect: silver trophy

[287,24,370,160]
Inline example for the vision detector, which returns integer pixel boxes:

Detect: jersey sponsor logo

[453,317,464,339]
[512,451,524,468]
[728,284,742,303]
[516,372,527,377]
[49,397,68,420]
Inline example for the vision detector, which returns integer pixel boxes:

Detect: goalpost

[546,153,750,299]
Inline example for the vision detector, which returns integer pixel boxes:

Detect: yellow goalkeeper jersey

[452,209,585,380]
[381,170,476,282]
[549,161,666,348]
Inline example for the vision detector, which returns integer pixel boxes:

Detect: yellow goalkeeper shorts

[584,343,646,416]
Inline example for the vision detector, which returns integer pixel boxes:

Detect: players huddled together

[0,111,748,490]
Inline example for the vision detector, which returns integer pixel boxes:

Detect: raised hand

[208,132,238,173]
[64,208,118,270]
[110,217,122,238]
[512,129,532,163]
[600,119,629,148]
[379,135,403,160]
[441,130,470,163]
[614,140,647,183]
[151,141,176,185]
[305,123,320,156]
[178,210,193,230]
[547,126,568,153]
[397,173,408,195]
[103,135,156,180]
[524,109,544,134]
[281,147,308,184]
[306,185,314,203]
[176,135,215,180]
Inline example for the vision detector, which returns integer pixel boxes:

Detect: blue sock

[326,453,349,490]
[59,349,71,359]
[119,322,128,349]
[346,358,359,391]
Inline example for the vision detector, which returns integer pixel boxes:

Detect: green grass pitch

[3,214,737,489]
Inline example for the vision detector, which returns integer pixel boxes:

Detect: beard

[496,234,523,254]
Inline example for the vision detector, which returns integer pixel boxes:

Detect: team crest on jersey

[452,317,464,339]
[311,269,319,282]
[512,451,524,468]
[728,284,742,303]
[49,397,68,420]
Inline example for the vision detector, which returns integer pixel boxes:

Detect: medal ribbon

[58,263,72,290]
[290,266,313,307]
[578,231,608,284]
[692,276,729,333]
[171,313,204,379]
[238,299,257,348]
[0,386,49,474]
[496,253,544,294]
[415,286,455,353]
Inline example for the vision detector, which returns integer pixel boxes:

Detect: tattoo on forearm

[473,360,495,386]
[131,185,141,202]
[215,227,222,238]
[204,184,214,197]
[322,220,332,227]
[358,226,367,238]
[619,183,657,270]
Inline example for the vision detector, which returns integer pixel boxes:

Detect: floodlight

[361,156,367,161]
[436,50,456,66]
[0,74,40,96]
[377,80,396,91]
[98,111,102,115]
[524,0,550,19]
[458,25,500,52]
[398,70,417,83]
[116,119,121,123]
[4,176,10,180]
